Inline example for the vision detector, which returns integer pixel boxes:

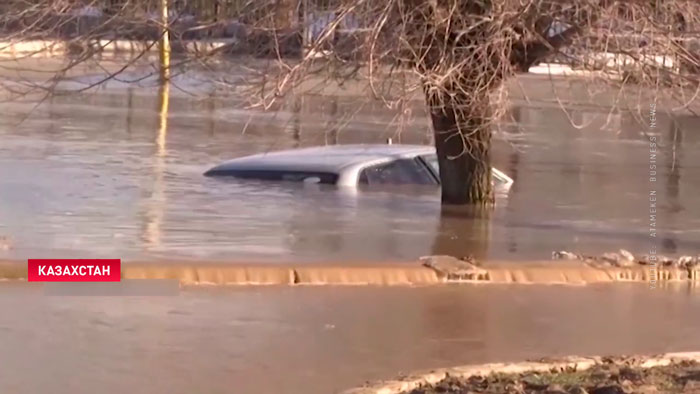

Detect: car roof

[208,144,436,174]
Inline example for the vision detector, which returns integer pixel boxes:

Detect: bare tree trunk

[274,0,298,29]
[403,0,499,205]
[428,95,493,205]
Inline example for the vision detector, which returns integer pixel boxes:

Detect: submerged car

[204,144,513,188]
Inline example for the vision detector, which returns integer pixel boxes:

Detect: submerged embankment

[1,259,698,286]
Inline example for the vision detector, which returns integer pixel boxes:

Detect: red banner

[27,259,121,282]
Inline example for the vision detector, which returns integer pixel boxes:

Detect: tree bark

[404,0,499,205]
[429,97,493,205]
[274,0,298,29]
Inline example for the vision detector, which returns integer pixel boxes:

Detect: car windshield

[421,154,511,185]
[421,154,440,176]
[359,158,437,185]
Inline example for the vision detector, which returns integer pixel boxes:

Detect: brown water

[2,56,699,394]
[0,80,699,262]
[0,283,698,394]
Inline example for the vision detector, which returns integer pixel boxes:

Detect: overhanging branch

[511,0,616,72]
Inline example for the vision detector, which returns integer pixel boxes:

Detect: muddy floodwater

[0,283,699,394]
[1,69,700,394]
[1,82,700,262]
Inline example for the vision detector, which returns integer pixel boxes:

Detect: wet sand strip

[0,260,698,286]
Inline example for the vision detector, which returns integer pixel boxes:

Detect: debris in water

[0,236,12,251]
[459,255,481,266]
[619,249,635,262]
[638,254,677,267]
[660,255,675,266]
[420,255,488,281]
[678,255,699,269]
[599,250,636,267]
[599,253,619,265]
[553,249,699,272]
[552,251,580,260]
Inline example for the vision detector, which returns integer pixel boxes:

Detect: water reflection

[206,91,216,137]
[661,119,683,255]
[126,87,135,135]
[141,82,170,251]
[431,205,491,261]
[666,120,682,213]
[0,92,699,262]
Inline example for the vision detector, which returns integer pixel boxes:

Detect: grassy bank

[408,358,700,394]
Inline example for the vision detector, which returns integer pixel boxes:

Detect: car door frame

[415,154,441,184]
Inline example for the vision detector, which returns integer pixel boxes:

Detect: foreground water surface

[0,283,698,394]
[0,82,699,262]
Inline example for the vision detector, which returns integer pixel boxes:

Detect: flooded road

[0,71,699,394]
[0,283,698,394]
[0,85,699,262]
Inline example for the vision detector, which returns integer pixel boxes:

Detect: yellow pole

[159,0,171,83]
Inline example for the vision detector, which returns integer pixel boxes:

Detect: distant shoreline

[0,38,236,58]
[0,42,697,115]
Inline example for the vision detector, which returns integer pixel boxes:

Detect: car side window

[215,170,338,184]
[359,158,437,185]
